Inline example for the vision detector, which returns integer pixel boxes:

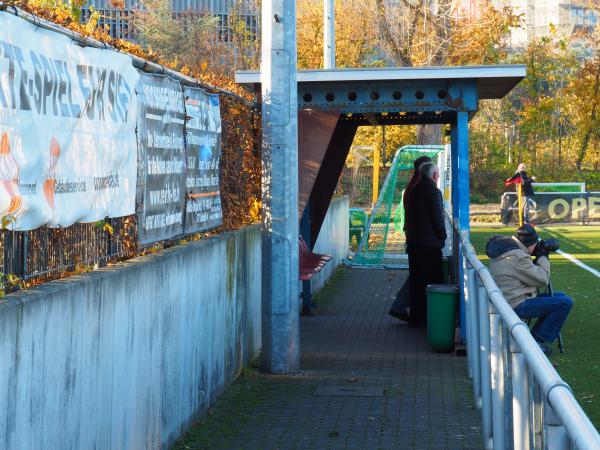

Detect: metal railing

[457,227,600,449]
[0,217,134,289]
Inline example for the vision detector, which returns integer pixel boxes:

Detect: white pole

[323,0,335,68]
[467,266,481,406]
[490,309,506,450]
[478,283,493,449]
[511,337,531,450]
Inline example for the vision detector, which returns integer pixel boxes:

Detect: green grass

[533,185,585,193]
[470,225,600,427]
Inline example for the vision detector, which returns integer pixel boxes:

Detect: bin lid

[426,284,459,294]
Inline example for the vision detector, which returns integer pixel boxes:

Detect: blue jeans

[513,292,573,343]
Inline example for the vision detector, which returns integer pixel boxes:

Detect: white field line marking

[556,250,600,279]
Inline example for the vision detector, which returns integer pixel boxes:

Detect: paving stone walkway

[174,268,482,450]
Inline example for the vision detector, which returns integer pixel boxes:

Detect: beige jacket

[488,236,550,309]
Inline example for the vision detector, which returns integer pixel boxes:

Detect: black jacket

[516,171,535,196]
[404,177,447,249]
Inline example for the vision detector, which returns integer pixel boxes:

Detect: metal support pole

[531,379,543,450]
[323,0,335,68]
[451,112,470,343]
[260,0,301,374]
[511,336,531,450]
[544,400,570,450]
[463,259,473,380]
[478,282,493,449]
[466,266,481,407]
[301,201,313,315]
[490,307,506,450]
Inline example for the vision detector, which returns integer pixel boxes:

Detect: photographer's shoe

[537,340,552,357]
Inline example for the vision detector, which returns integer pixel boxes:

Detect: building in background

[497,0,598,48]
[81,0,258,41]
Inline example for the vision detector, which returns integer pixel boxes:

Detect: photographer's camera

[533,238,560,259]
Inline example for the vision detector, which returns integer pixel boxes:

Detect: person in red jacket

[505,163,536,224]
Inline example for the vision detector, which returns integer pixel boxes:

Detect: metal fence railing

[456,225,600,449]
[0,217,134,289]
[79,7,259,42]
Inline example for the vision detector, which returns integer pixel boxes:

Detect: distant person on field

[505,163,536,223]
[486,224,572,356]
[403,162,447,327]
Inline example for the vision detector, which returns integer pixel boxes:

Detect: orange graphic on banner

[44,137,60,210]
[0,132,24,216]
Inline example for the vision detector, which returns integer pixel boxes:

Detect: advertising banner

[183,87,222,233]
[136,72,186,244]
[500,192,600,224]
[0,13,139,230]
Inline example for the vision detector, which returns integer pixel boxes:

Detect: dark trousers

[514,292,573,343]
[407,245,443,325]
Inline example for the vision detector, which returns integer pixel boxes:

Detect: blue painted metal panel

[299,80,479,113]
[451,110,470,343]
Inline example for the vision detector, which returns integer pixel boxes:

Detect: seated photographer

[486,224,573,356]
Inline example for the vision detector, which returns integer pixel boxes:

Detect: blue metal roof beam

[236,65,526,105]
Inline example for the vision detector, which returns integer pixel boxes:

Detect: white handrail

[457,230,600,449]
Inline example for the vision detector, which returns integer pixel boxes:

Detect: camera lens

[543,238,560,252]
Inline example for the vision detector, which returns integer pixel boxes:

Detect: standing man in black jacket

[404,162,447,327]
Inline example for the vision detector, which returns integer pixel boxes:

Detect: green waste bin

[426,284,458,353]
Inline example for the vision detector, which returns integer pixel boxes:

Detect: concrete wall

[311,196,349,293]
[0,225,261,450]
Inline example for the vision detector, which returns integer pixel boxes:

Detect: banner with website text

[0,13,139,230]
[183,87,223,233]
[136,72,187,244]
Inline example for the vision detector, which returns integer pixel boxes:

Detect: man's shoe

[389,308,410,323]
[537,341,552,357]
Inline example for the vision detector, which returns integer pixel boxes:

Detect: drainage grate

[313,386,384,397]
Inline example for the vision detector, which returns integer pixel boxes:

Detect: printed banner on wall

[136,72,186,244]
[0,13,139,230]
[501,192,600,224]
[183,87,222,233]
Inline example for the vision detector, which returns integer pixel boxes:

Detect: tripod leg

[558,332,564,353]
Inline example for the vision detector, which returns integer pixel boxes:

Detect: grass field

[470,225,600,427]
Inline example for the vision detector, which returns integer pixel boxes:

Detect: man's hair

[413,155,432,170]
[420,162,439,179]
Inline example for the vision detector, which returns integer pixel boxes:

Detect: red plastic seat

[298,237,332,280]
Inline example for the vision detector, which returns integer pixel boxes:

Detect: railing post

[463,257,473,380]
[511,335,531,450]
[478,281,493,449]
[544,399,570,450]
[490,304,506,450]
[466,264,481,407]
[531,379,543,450]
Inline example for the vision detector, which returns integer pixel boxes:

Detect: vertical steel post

[463,260,473,379]
[478,282,493,449]
[466,266,481,406]
[511,336,531,450]
[451,112,470,343]
[544,400,570,450]
[531,379,543,449]
[323,0,335,68]
[490,307,506,450]
[260,0,301,373]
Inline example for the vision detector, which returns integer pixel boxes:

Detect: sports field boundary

[556,249,600,279]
